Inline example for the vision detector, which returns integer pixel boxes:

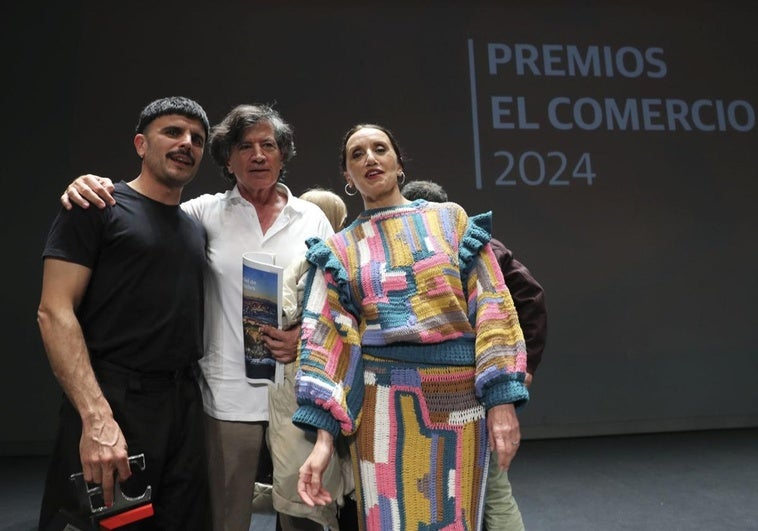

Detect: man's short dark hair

[135,96,210,138]
[401,179,448,202]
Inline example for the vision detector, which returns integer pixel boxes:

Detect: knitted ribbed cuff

[482,379,530,411]
[292,404,341,438]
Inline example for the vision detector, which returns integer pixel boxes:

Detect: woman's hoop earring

[344,182,358,197]
[398,172,406,185]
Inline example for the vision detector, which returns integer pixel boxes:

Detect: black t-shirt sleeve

[42,205,105,268]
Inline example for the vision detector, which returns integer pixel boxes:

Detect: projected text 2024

[493,151,595,186]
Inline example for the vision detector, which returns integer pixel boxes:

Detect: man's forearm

[38,306,114,429]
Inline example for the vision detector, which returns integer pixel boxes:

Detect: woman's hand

[297,429,335,507]
[487,403,521,470]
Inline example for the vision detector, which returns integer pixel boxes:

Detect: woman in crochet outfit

[293,124,529,530]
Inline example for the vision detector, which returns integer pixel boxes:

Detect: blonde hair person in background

[280,188,348,331]
[299,188,348,235]
[266,188,353,530]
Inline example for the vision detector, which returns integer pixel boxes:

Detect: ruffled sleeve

[458,212,493,297]
[292,237,365,438]
[462,213,530,411]
[303,237,360,318]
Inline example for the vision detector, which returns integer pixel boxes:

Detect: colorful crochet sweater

[292,200,529,437]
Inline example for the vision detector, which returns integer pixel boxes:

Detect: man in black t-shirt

[37,97,212,530]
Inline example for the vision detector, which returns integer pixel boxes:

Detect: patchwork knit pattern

[351,354,489,531]
[292,200,529,529]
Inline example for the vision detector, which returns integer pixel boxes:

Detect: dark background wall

[2,1,756,454]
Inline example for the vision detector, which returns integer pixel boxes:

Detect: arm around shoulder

[62,175,115,210]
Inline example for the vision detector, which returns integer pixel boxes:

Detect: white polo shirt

[181,183,334,421]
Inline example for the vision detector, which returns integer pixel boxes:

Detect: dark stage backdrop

[3,1,756,453]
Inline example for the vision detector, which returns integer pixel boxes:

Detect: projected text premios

[481,43,755,187]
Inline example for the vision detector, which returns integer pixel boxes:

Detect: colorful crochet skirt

[349,353,489,530]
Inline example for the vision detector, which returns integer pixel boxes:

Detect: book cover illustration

[242,252,283,384]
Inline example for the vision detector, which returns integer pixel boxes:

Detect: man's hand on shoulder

[61,175,115,210]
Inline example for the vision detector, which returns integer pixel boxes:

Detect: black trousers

[38,366,210,531]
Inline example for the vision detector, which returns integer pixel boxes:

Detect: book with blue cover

[242,252,284,384]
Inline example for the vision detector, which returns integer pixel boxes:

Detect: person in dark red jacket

[487,237,547,384]
[401,179,547,531]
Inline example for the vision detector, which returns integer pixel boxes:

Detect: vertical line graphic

[468,39,483,190]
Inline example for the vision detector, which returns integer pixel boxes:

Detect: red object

[98,503,154,529]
